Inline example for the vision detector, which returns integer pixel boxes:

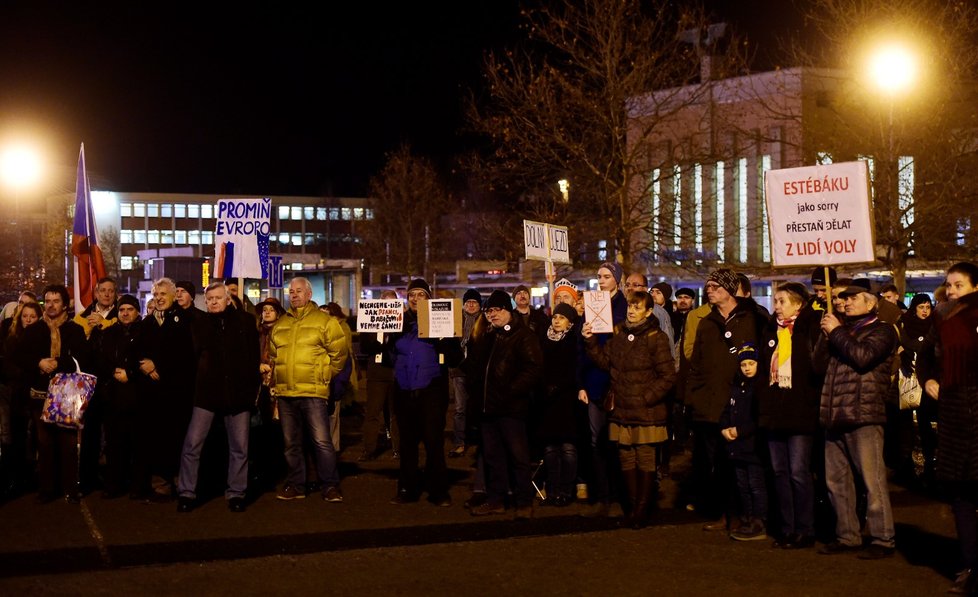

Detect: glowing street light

[867,43,918,95]
[0,144,43,191]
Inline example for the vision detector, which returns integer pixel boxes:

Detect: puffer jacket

[586,317,676,426]
[814,315,898,430]
[269,302,347,399]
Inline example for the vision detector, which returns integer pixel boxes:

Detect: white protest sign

[357,299,404,333]
[215,198,272,279]
[523,220,571,264]
[764,161,875,267]
[583,290,613,334]
[418,299,462,339]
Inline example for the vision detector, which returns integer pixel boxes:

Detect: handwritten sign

[584,290,613,334]
[523,220,571,264]
[764,162,874,267]
[418,298,462,338]
[214,197,272,279]
[357,299,404,333]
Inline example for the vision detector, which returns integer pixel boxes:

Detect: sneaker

[227,497,247,512]
[818,541,861,555]
[731,520,768,542]
[322,486,343,503]
[470,502,506,516]
[858,544,895,560]
[949,568,975,594]
[276,485,306,501]
[782,534,816,550]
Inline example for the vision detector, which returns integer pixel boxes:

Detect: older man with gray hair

[269,277,348,503]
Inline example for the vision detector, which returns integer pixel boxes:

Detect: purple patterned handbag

[40,358,98,429]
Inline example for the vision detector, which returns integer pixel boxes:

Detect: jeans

[733,461,767,520]
[278,397,339,490]
[824,425,895,547]
[450,373,468,448]
[544,442,577,499]
[177,407,250,500]
[768,433,815,537]
[482,416,533,507]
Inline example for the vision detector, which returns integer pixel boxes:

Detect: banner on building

[357,299,404,333]
[214,197,271,279]
[764,161,875,267]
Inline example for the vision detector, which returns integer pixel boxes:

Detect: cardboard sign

[357,299,404,333]
[418,298,462,338]
[214,197,272,279]
[583,290,613,334]
[764,161,875,267]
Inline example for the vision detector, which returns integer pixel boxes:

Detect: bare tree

[98,226,122,279]
[466,0,746,272]
[769,0,978,293]
[361,145,455,281]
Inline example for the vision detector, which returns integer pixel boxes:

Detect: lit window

[715,161,725,262]
[160,204,172,218]
[737,158,748,263]
[120,203,132,217]
[291,207,302,221]
[202,231,214,244]
[341,208,352,220]
[148,230,160,244]
[329,208,340,220]
[291,262,303,270]
[120,230,133,244]
[188,204,200,218]
[760,155,771,263]
[694,164,703,257]
[672,165,681,252]
[304,207,314,220]
[121,256,134,270]
[278,232,290,244]
[161,230,174,244]
[650,168,660,256]
[817,151,833,165]
[175,230,187,244]
[958,218,970,246]
[189,230,201,244]
[201,204,214,219]
[898,156,915,230]
[291,233,302,246]
[174,204,186,218]
[134,230,147,244]
[365,209,374,220]
[305,233,315,245]
[147,204,159,217]
[316,207,327,220]
[278,206,290,220]
[133,203,146,217]
[353,208,364,219]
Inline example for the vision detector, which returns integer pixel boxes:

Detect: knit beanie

[553,302,579,323]
[675,287,696,299]
[406,278,431,297]
[810,266,838,287]
[738,342,758,363]
[118,294,140,310]
[512,285,530,298]
[485,290,514,311]
[598,262,624,287]
[176,280,196,296]
[652,282,673,300]
[553,278,579,302]
[462,288,482,306]
[707,269,739,296]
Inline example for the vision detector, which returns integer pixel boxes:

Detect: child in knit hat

[720,342,768,542]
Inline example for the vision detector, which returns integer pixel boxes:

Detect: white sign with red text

[764,161,875,267]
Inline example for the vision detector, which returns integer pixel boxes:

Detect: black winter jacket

[758,305,822,435]
[191,308,261,415]
[814,315,898,430]
[469,315,542,418]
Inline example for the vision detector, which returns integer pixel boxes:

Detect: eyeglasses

[705,282,721,291]
[407,291,428,299]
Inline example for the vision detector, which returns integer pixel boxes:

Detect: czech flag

[71,143,106,313]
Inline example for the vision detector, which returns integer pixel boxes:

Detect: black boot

[621,467,639,527]
[631,470,657,529]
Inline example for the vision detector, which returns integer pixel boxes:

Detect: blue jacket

[390,311,462,391]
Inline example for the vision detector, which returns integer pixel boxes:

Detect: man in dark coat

[814,285,898,559]
[132,277,197,498]
[176,282,260,513]
[468,290,543,518]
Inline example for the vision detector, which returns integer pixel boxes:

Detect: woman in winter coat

[758,282,821,549]
[583,290,676,528]
[897,293,937,485]
[536,303,582,507]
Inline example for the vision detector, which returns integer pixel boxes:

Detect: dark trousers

[951,482,978,570]
[393,381,449,499]
[79,394,104,490]
[103,407,150,495]
[33,402,79,498]
[689,420,733,519]
[363,367,397,455]
[482,415,532,508]
[733,460,768,521]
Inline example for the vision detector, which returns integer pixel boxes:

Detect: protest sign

[764,161,874,267]
[214,197,272,279]
[357,299,404,333]
[418,298,462,338]
[583,290,613,334]
[523,220,570,264]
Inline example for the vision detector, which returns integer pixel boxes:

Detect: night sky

[0,1,799,198]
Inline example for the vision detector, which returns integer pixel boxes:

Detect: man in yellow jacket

[269,277,348,503]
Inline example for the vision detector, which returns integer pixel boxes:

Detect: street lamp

[0,143,44,287]
[868,44,918,95]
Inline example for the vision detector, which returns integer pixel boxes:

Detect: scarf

[43,310,68,359]
[769,315,796,389]
[848,313,879,336]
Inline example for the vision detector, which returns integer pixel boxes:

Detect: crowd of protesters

[2,261,978,593]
